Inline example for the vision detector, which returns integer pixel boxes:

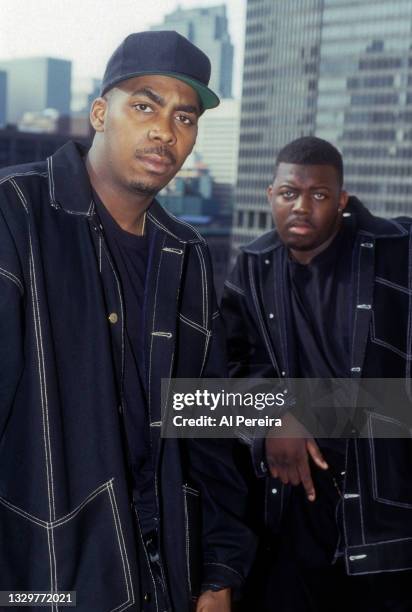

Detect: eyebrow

[277,181,331,190]
[130,87,199,115]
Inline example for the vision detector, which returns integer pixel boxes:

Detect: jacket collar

[242,196,408,255]
[47,140,203,244]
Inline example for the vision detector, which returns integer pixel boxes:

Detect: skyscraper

[0,57,72,125]
[233,0,323,250]
[316,0,412,218]
[234,0,412,251]
[151,5,234,98]
[187,98,240,186]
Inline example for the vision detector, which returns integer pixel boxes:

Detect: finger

[297,457,316,501]
[266,456,278,479]
[306,439,328,470]
[269,465,278,479]
[278,467,289,485]
[287,465,301,486]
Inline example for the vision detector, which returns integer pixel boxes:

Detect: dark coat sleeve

[185,246,257,594]
[221,255,279,478]
[0,215,24,439]
[221,255,279,379]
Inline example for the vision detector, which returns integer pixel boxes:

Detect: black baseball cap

[101,30,220,111]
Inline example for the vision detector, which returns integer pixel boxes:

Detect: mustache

[134,146,176,165]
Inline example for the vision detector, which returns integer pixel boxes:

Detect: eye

[133,103,153,113]
[280,190,296,200]
[313,192,327,201]
[176,114,194,125]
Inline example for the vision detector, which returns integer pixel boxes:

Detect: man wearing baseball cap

[0,32,254,611]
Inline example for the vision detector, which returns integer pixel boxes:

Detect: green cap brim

[164,73,220,111]
[103,70,220,111]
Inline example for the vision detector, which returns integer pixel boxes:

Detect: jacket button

[108,312,118,324]
[264,259,270,264]
[271,488,278,495]
[143,592,151,602]
[269,313,274,319]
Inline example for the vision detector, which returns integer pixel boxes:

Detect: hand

[195,588,231,612]
[265,412,328,501]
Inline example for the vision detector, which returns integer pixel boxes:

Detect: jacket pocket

[0,480,134,612]
[368,412,412,508]
[183,484,202,599]
[370,280,410,358]
[0,496,51,591]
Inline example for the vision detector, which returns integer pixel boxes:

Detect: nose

[148,114,176,147]
[292,194,311,215]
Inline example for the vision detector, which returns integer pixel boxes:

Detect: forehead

[273,162,340,187]
[113,74,200,108]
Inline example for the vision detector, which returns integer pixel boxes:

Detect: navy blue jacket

[0,142,255,611]
[222,197,412,575]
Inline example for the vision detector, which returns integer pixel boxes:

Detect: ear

[267,183,274,205]
[89,97,107,132]
[338,190,349,211]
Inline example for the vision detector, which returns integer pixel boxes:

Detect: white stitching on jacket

[11,179,57,596]
[179,313,209,336]
[183,487,192,594]
[147,212,201,244]
[160,206,203,241]
[248,258,278,371]
[199,331,212,377]
[0,495,48,527]
[370,312,412,359]
[203,562,244,581]
[0,171,47,188]
[47,157,58,209]
[224,280,246,296]
[107,482,134,611]
[195,244,208,328]
[0,267,24,294]
[354,440,366,545]
[375,276,412,295]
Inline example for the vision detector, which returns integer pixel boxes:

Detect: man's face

[90,74,200,196]
[268,162,348,255]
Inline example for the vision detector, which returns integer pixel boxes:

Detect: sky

[0,0,245,95]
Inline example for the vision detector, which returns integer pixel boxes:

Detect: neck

[289,222,342,265]
[86,149,151,236]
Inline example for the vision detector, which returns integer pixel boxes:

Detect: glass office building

[151,5,234,99]
[0,58,72,126]
[233,0,323,250]
[317,0,412,217]
[234,0,412,251]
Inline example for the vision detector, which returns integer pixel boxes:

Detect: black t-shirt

[288,218,355,380]
[94,194,157,532]
[284,216,356,567]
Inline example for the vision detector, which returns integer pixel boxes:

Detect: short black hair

[274,136,344,186]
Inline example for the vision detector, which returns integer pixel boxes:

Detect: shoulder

[0,160,47,185]
[240,229,280,256]
[147,199,207,245]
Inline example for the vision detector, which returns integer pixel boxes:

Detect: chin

[285,238,317,252]
[129,180,160,197]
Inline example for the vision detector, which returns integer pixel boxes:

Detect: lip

[287,221,314,236]
[137,154,174,174]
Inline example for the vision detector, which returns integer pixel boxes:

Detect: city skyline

[233,0,412,251]
[151,5,234,98]
[0,0,245,98]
